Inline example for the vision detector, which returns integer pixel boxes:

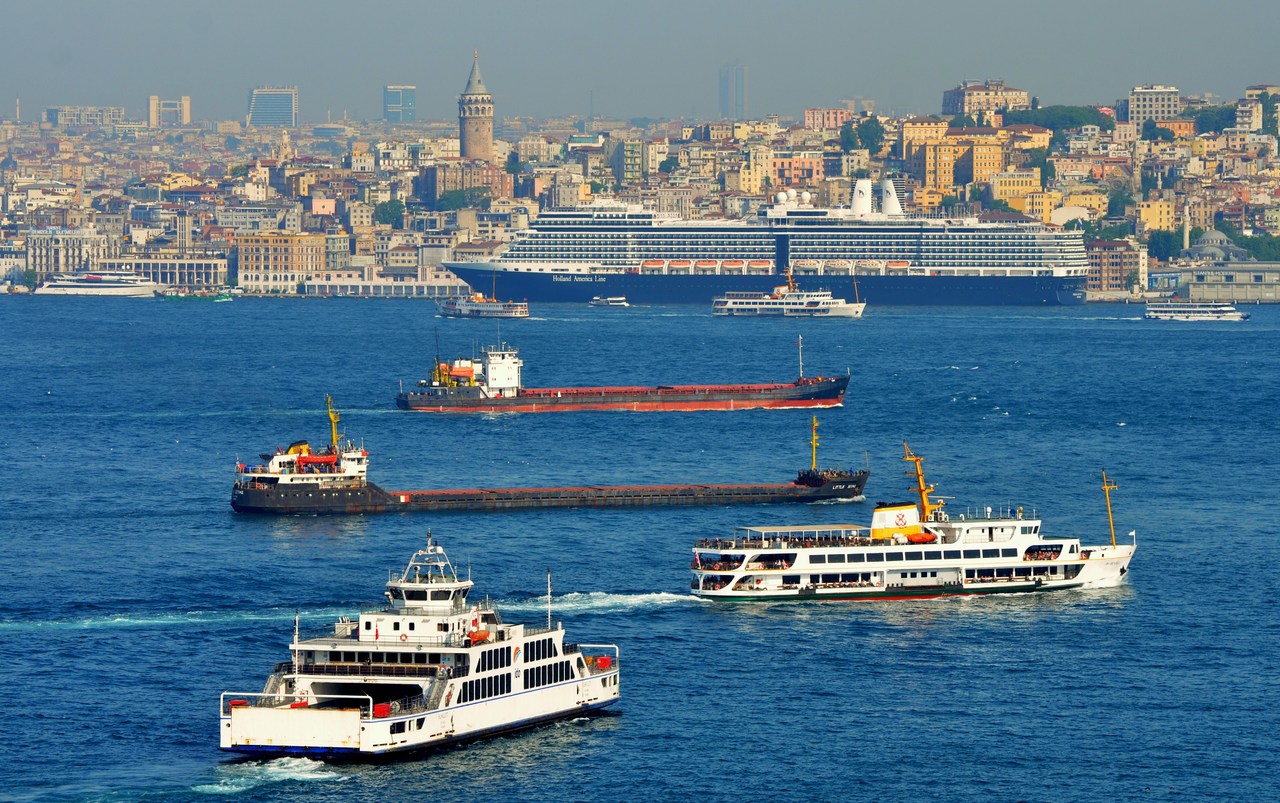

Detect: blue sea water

[1,297,1278,802]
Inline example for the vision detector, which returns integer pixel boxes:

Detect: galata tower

[458,50,494,162]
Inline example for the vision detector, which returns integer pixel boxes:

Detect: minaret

[458,50,494,162]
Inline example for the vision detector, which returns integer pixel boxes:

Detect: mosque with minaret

[458,50,494,162]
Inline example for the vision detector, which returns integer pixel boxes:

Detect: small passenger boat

[589,296,630,307]
[439,293,529,319]
[1144,300,1250,322]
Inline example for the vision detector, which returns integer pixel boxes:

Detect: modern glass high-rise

[718,64,748,121]
[384,85,417,122]
[247,86,298,127]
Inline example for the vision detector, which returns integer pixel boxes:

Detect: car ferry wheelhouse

[219,536,620,758]
[690,445,1135,602]
[443,181,1088,306]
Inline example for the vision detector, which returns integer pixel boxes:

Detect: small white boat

[1144,300,1250,322]
[33,270,167,297]
[590,296,630,307]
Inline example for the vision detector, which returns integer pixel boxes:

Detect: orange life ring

[400,633,408,642]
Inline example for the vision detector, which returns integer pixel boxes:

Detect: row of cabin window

[526,660,573,690]
[526,636,558,662]
[967,566,1060,577]
[390,717,429,735]
[478,646,512,673]
[364,620,457,633]
[458,673,513,704]
[810,547,1019,564]
[327,651,443,664]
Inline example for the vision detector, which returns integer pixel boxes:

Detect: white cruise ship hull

[33,282,165,297]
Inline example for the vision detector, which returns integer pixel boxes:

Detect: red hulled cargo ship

[395,339,849,413]
[231,403,869,515]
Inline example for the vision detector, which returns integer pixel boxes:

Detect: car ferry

[219,535,620,758]
[690,444,1135,601]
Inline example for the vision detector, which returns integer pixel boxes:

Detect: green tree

[1146,230,1182,260]
[505,151,527,175]
[948,114,977,129]
[839,122,860,152]
[1191,105,1237,134]
[658,156,680,174]
[1002,105,1115,133]
[373,199,405,228]
[589,180,606,194]
[1107,189,1132,218]
[1141,119,1175,141]
[1022,148,1055,188]
[224,135,241,151]
[1261,92,1278,136]
[435,188,490,211]
[229,164,250,179]
[855,117,885,156]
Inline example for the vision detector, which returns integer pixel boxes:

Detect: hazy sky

[3,0,1275,124]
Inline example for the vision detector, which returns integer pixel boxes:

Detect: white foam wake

[193,757,346,795]
[499,591,694,616]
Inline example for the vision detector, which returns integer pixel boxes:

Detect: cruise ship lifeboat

[468,629,491,644]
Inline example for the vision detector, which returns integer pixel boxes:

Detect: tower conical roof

[463,50,488,95]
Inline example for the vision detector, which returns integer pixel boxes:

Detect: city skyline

[1,0,1276,125]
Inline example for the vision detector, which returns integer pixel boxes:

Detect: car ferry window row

[525,660,573,690]
[478,646,512,673]
[458,673,512,704]
[525,637,559,662]
[967,566,1059,579]
[810,572,878,584]
[326,651,443,664]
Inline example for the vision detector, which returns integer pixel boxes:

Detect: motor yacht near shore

[219,535,621,758]
[33,270,167,297]
[690,444,1136,601]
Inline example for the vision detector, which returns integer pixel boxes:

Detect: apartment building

[236,233,325,293]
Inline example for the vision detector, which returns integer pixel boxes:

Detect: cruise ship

[444,181,1088,306]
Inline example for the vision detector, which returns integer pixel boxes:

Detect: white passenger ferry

[439,293,530,318]
[712,273,864,317]
[1144,300,1250,322]
[219,536,620,758]
[691,445,1136,601]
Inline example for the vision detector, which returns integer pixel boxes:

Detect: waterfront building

[148,96,192,127]
[384,85,417,122]
[236,233,324,293]
[99,255,229,290]
[942,80,1029,117]
[458,52,494,162]
[26,227,120,281]
[247,87,298,128]
[1085,239,1146,295]
[1127,85,1181,127]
